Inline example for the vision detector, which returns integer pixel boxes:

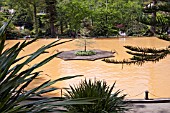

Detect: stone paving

[57,49,114,61]
[126,103,170,113]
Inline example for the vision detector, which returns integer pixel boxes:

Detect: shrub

[0,19,91,112]
[21,29,31,36]
[65,79,128,113]
[75,50,96,56]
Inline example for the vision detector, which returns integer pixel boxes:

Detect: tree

[45,0,57,37]
[4,0,159,37]
[139,0,170,35]
[0,0,12,26]
[63,0,91,32]
[103,0,170,66]
[8,0,46,36]
[0,18,94,113]
[75,19,96,56]
[88,0,142,36]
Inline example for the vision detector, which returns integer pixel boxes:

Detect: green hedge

[75,50,96,56]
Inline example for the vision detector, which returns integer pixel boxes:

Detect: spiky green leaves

[65,79,127,113]
[0,20,91,112]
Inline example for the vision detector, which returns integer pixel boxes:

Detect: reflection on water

[6,37,170,99]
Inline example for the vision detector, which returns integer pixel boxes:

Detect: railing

[25,88,170,103]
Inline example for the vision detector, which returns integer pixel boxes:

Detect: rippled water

[6,37,170,99]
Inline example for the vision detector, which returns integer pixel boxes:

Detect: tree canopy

[1,0,145,37]
[103,0,170,66]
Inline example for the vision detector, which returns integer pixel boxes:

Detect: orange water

[6,37,170,99]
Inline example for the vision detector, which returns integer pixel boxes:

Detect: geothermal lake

[6,37,170,99]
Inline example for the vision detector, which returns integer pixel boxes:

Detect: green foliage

[7,0,47,36]
[65,79,127,113]
[57,0,91,32]
[0,7,15,30]
[76,36,95,52]
[139,0,170,35]
[103,45,170,66]
[13,9,33,30]
[75,50,96,56]
[159,34,170,41]
[4,0,143,37]
[0,20,93,112]
[103,0,170,65]
[87,0,142,36]
[20,29,31,36]
[0,12,7,27]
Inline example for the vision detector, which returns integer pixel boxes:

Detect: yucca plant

[0,19,94,113]
[65,79,128,113]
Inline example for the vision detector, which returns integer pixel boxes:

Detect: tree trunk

[60,21,63,34]
[46,0,56,37]
[50,21,55,37]
[84,38,87,52]
[150,0,157,35]
[33,4,38,37]
[49,2,56,37]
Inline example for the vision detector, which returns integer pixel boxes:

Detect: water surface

[6,37,170,99]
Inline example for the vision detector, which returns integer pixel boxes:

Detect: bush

[75,50,96,56]
[21,29,31,36]
[0,19,89,112]
[65,79,128,113]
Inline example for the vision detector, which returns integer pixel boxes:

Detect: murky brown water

[6,37,170,99]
